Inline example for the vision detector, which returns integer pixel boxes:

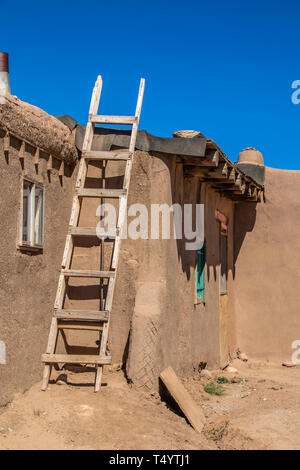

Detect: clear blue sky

[1,0,300,169]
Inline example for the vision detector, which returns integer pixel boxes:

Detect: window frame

[19,178,44,250]
[196,242,206,304]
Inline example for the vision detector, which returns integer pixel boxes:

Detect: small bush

[216,376,229,384]
[203,383,225,396]
[203,421,229,441]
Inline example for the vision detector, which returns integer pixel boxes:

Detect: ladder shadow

[51,366,108,388]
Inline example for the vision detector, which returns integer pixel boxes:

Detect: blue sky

[1,0,300,169]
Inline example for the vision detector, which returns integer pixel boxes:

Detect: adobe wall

[0,131,76,407]
[121,151,236,389]
[234,167,300,362]
[68,146,236,388]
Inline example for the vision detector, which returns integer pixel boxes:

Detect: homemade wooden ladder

[41,75,145,392]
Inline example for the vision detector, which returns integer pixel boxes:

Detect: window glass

[21,180,44,247]
[34,186,43,245]
[22,180,32,243]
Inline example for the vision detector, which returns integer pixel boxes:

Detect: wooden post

[19,141,25,160]
[34,148,40,165]
[47,154,53,171]
[59,160,65,177]
[4,132,9,152]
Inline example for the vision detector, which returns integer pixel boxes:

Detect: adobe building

[0,85,299,405]
[0,93,78,406]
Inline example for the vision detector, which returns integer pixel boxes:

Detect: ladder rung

[55,309,109,321]
[57,321,103,330]
[42,354,112,365]
[62,269,115,278]
[76,188,127,198]
[90,115,137,125]
[69,227,117,238]
[83,150,131,161]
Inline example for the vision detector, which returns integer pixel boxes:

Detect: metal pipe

[0,52,10,93]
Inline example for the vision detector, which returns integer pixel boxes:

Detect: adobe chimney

[237,147,265,186]
[0,52,10,93]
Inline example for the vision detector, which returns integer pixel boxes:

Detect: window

[21,179,44,248]
[220,233,227,294]
[197,243,205,302]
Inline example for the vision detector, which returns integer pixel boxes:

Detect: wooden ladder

[41,75,145,392]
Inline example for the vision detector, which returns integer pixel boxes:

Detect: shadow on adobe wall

[233,202,257,279]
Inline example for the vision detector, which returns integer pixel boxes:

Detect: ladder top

[90,115,137,125]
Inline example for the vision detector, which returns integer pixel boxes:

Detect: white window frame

[19,178,44,250]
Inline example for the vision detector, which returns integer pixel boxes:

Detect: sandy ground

[0,359,300,450]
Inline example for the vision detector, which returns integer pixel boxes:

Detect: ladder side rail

[88,76,102,120]
[41,317,58,390]
[44,77,104,389]
[129,78,145,155]
[111,79,145,269]
[61,77,103,278]
[101,78,145,363]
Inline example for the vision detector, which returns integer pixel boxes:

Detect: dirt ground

[0,359,300,450]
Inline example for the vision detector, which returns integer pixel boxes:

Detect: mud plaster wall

[0,132,76,407]
[64,148,236,385]
[234,167,300,362]
[113,150,236,390]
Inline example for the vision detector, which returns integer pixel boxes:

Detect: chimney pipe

[0,52,10,93]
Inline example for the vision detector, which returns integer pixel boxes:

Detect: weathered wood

[184,159,229,177]
[129,78,145,154]
[62,269,115,278]
[42,75,145,392]
[57,321,103,331]
[54,274,65,309]
[41,318,58,391]
[76,188,127,198]
[59,160,64,176]
[3,132,9,152]
[47,154,53,171]
[69,227,117,238]
[91,115,137,125]
[42,354,112,365]
[69,195,81,227]
[95,366,103,392]
[202,149,219,167]
[34,147,40,165]
[88,76,102,120]
[55,309,109,321]
[83,150,131,161]
[102,78,145,370]
[61,233,73,269]
[181,156,214,167]
[160,366,205,433]
[19,141,25,159]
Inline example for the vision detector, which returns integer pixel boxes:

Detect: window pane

[22,181,32,243]
[34,186,43,245]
